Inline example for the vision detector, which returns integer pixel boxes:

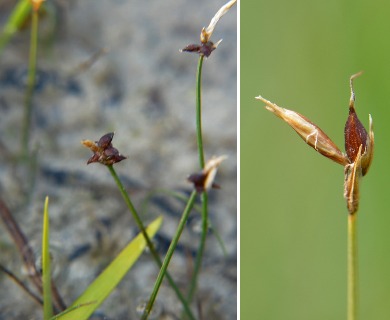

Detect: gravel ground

[0,0,237,319]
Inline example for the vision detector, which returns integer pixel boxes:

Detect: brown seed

[344,106,367,163]
[343,72,374,176]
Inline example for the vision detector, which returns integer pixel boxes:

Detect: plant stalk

[195,55,205,168]
[142,191,197,320]
[21,7,39,156]
[107,165,195,320]
[42,196,54,319]
[186,55,209,306]
[348,213,358,320]
[187,192,208,304]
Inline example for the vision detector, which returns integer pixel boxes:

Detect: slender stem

[108,165,149,238]
[348,213,358,320]
[106,165,195,320]
[21,7,39,155]
[0,264,43,307]
[186,55,209,308]
[42,196,53,319]
[196,55,205,168]
[142,191,197,320]
[187,192,208,303]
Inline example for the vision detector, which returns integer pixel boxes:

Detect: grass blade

[54,216,163,320]
[0,0,32,55]
[42,196,54,319]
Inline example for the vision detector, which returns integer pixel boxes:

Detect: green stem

[107,165,195,320]
[196,55,205,168]
[42,196,54,319]
[348,213,358,320]
[21,7,39,156]
[186,54,208,306]
[187,192,208,304]
[142,191,197,320]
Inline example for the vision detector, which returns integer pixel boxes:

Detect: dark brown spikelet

[344,72,374,176]
[187,156,227,193]
[181,44,202,54]
[181,41,218,58]
[344,106,368,163]
[187,172,220,193]
[97,132,114,149]
[187,172,207,193]
[82,132,127,166]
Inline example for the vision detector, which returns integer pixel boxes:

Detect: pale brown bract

[344,145,363,215]
[257,72,374,215]
[200,0,237,43]
[255,95,349,166]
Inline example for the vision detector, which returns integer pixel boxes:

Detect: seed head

[188,155,227,193]
[81,132,126,166]
[258,72,374,215]
[181,41,222,58]
[344,72,374,176]
[180,0,236,57]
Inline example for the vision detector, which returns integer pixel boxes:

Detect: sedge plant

[256,72,374,320]
[136,1,236,317]
[180,0,236,307]
[141,155,227,319]
[81,131,227,320]
[81,132,196,320]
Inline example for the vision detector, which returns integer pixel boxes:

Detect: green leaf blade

[42,196,54,319]
[0,0,32,54]
[55,216,163,320]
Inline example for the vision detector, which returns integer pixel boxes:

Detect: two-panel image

[0,1,388,319]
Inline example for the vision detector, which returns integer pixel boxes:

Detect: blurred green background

[241,0,390,319]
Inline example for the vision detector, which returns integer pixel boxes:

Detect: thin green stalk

[106,165,195,320]
[21,7,39,155]
[187,192,208,304]
[348,213,358,320]
[42,196,54,319]
[195,55,205,168]
[186,55,208,306]
[142,191,197,320]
